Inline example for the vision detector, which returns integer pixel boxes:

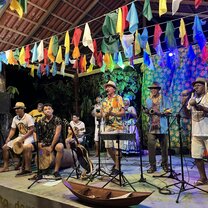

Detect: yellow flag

[30,65,35,77]
[7,50,17,65]
[48,37,55,62]
[179,18,186,45]
[116,8,123,37]
[19,47,25,65]
[72,47,80,59]
[10,0,23,18]
[87,64,94,73]
[83,55,87,72]
[103,53,110,67]
[134,30,141,55]
[159,0,167,17]
[64,31,70,54]
[56,46,63,64]
[146,42,151,55]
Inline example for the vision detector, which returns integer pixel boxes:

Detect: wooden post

[73,71,79,114]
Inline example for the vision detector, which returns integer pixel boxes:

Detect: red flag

[72,27,82,59]
[195,0,202,9]
[25,45,30,65]
[44,48,48,65]
[153,24,162,49]
[93,39,98,60]
[96,51,103,68]
[122,5,129,31]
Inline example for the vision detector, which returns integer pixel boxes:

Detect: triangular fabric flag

[6,50,17,65]
[37,40,44,62]
[153,24,162,49]
[10,0,23,18]
[195,0,202,9]
[37,64,41,78]
[159,0,167,17]
[87,54,95,72]
[64,31,70,65]
[121,5,129,31]
[109,54,115,72]
[192,15,206,51]
[165,21,177,51]
[172,0,183,15]
[146,42,151,55]
[121,34,134,58]
[45,64,49,76]
[19,0,27,13]
[93,39,98,60]
[140,27,148,49]
[40,64,45,75]
[143,0,153,21]
[117,52,124,69]
[44,48,48,65]
[113,52,119,64]
[134,30,141,55]
[0,0,6,8]
[116,8,123,36]
[60,61,66,76]
[82,23,94,52]
[0,52,7,72]
[103,53,110,68]
[97,51,103,68]
[30,64,35,77]
[101,12,119,53]
[52,35,59,57]
[72,59,78,69]
[202,46,208,62]
[72,27,82,59]
[52,62,57,76]
[179,18,189,47]
[13,48,19,61]
[31,42,38,63]
[48,37,55,62]
[55,46,63,64]
[126,2,139,34]
[87,64,94,73]
[19,46,26,65]
[143,51,150,66]
[25,45,30,65]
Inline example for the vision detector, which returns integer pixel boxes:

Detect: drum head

[13,137,23,154]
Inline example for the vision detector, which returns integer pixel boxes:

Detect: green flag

[143,0,153,21]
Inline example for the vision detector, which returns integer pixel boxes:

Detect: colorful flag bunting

[82,23,94,52]
[126,2,138,34]
[116,8,123,36]
[165,21,177,51]
[19,46,26,65]
[25,45,30,65]
[159,0,167,17]
[134,30,141,55]
[172,0,183,15]
[48,37,55,62]
[121,5,129,31]
[31,42,38,63]
[37,40,44,62]
[140,28,148,49]
[10,0,23,18]
[64,31,70,65]
[179,18,189,47]
[143,0,153,21]
[55,46,63,64]
[195,0,202,9]
[72,27,82,59]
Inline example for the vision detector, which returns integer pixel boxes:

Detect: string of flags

[0,0,207,77]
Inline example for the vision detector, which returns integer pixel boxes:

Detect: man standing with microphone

[187,77,208,186]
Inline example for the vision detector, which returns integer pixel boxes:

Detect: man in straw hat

[96,80,125,175]
[145,82,172,173]
[187,77,208,186]
[0,102,35,176]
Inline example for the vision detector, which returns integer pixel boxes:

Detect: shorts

[191,136,208,159]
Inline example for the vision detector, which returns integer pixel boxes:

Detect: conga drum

[60,149,78,168]
[36,148,55,170]
[12,137,24,155]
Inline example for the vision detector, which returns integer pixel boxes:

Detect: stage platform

[0,154,208,208]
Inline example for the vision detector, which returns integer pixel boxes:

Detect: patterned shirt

[37,116,62,146]
[102,94,124,131]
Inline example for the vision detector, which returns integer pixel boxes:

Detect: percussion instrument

[12,137,24,154]
[61,149,78,168]
[36,147,55,170]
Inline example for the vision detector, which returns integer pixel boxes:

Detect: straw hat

[13,102,26,109]
[192,77,207,86]
[148,82,161,90]
[104,81,117,89]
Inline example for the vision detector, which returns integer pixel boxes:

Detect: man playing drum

[0,102,34,176]
[32,103,64,178]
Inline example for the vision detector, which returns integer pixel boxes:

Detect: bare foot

[0,167,9,172]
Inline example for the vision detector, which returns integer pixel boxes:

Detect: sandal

[147,166,156,174]
[194,179,208,186]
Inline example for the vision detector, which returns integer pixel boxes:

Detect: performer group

[0,77,208,186]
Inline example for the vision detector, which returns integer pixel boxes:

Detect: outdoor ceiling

[0,0,208,73]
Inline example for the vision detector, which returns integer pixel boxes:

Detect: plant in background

[6,86,19,99]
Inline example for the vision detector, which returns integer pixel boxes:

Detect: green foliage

[6,86,19,98]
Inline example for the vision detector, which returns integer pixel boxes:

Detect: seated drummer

[32,103,64,178]
[0,102,34,176]
[65,113,86,149]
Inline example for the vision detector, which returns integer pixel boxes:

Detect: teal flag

[143,0,153,21]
